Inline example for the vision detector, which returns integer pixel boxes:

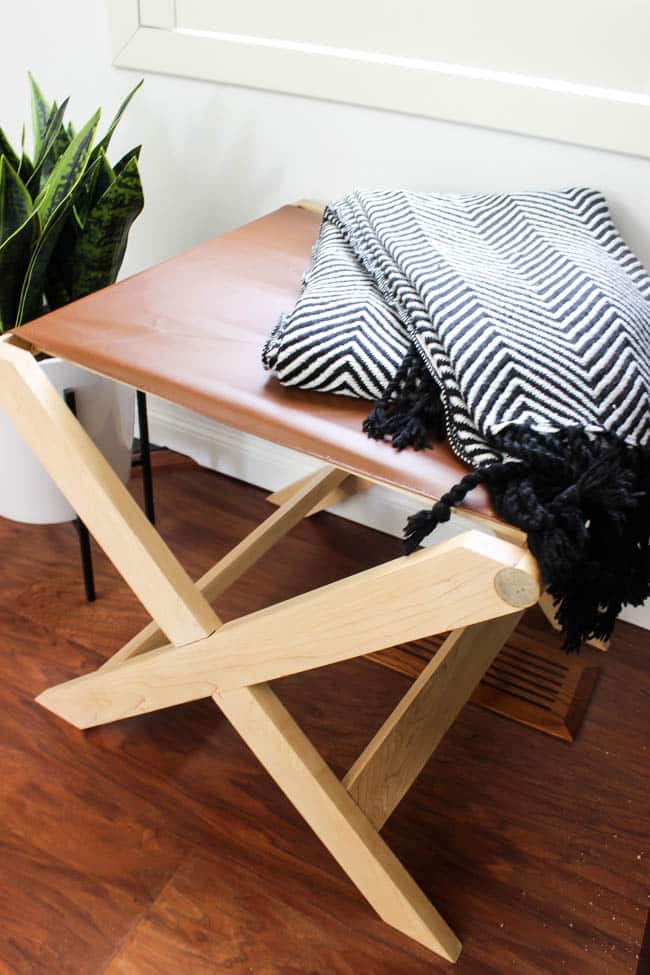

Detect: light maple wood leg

[267,471,370,516]
[1,334,547,964]
[38,533,540,729]
[344,612,523,829]
[0,334,219,646]
[269,471,529,546]
[101,464,349,670]
[215,682,462,962]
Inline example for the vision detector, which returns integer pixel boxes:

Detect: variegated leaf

[27,98,69,194]
[15,201,72,325]
[36,109,99,227]
[0,159,38,329]
[0,157,32,244]
[0,128,20,172]
[93,79,143,160]
[71,156,143,299]
[28,73,50,160]
[114,145,141,177]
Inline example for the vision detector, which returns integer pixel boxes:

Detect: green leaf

[0,220,36,330]
[114,144,141,176]
[16,121,34,199]
[46,202,83,303]
[0,128,20,172]
[18,153,34,184]
[16,111,100,325]
[91,150,114,205]
[92,79,143,160]
[0,159,39,329]
[27,98,69,192]
[40,123,71,187]
[29,73,51,160]
[15,200,71,325]
[44,264,72,311]
[70,151,108,230]
[70,156,143,299]
[0,157,33,244]
[36,108,100,227]
[46,154,105,302]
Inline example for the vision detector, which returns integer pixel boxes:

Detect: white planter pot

[0,357,135,525]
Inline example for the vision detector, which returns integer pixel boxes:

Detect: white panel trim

[138,0,176,30]
[107,1,650,158]
[106,0,140,58]
[145,396,650,632]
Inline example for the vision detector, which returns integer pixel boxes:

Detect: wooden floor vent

[370,621,601,742]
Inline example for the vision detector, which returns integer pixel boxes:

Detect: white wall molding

[107,0,650,158]
[145,396,650,632]
[107,0,139,59]
[145,395,477,545]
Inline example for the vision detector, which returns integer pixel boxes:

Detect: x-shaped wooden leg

[0,334,541,962]
[270,462,609,652]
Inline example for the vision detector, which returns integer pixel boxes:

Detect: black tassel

[363,347,445,451]
[403,468,495,552]
[401,425,650,651]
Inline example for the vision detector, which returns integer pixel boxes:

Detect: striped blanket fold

[263,189,650,649]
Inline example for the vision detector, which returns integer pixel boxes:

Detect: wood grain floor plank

[0,460,647,974]
[103,851,444,975]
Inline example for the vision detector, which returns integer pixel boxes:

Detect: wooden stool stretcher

[2,205,546,963]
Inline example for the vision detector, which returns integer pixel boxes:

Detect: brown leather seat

[19,205,494,519]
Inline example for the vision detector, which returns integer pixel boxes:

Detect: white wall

[4,0,650,629]
[5,0,650,278]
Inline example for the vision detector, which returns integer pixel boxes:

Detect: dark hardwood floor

[0,460,647,975]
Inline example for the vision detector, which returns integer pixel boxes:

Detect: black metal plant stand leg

[135,389,155,525]
[63,388,96,602]
[64,388,156,603]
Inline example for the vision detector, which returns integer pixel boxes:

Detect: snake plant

[0,75,144,331]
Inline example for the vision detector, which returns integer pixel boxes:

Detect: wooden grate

[369,619,601,742]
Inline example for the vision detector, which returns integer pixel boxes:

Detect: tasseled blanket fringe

[365,362,650,652]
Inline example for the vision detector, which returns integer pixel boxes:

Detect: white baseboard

[145,395,650,632]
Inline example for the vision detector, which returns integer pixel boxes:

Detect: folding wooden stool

[0,204,545,963]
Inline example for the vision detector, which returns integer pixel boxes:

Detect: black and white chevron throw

[263,189,650,649]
